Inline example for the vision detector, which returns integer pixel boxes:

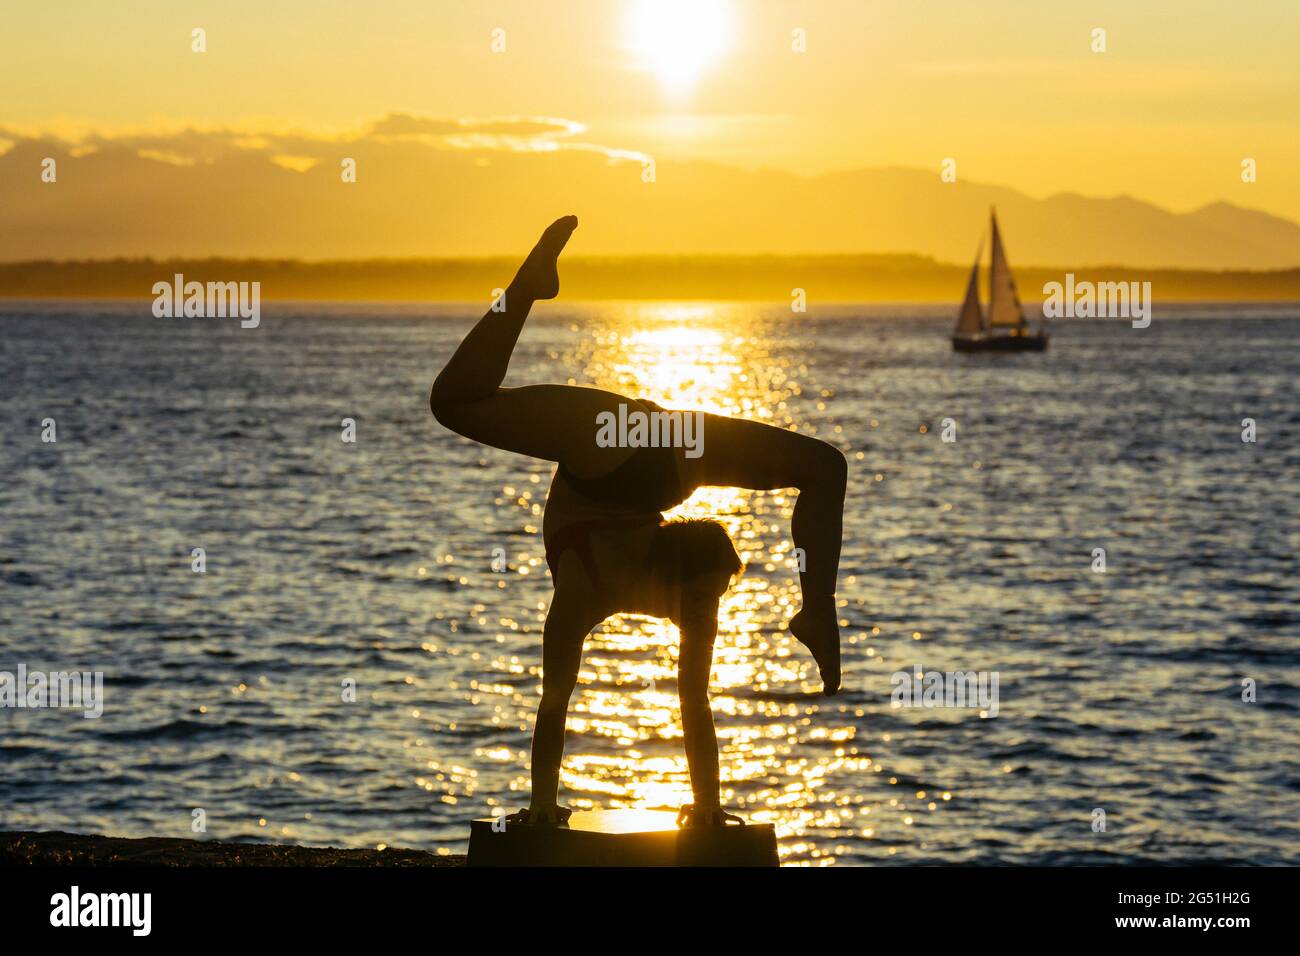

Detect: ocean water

[1,300,1297,866]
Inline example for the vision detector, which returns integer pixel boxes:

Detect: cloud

[5,112,1288,267]
[368,113,582,141]
[0,112,656,260]
[137,149,198,167]
[0,113,638,167]
[269,155,320,173]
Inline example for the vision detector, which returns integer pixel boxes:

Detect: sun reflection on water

[548,303,854,864]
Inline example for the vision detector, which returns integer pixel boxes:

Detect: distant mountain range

[2,120,1298,269]
[807,169,1300,270]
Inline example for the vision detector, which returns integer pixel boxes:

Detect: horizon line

[3,253,1300,275]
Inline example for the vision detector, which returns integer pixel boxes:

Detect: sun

[624,0,735,97]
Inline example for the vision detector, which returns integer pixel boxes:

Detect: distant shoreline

[2,256,1298,303]
[0,830,466,868]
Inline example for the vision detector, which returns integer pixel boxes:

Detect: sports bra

[557,398,690,512]
[558,444,685,512]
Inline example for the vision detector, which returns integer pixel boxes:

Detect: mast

[987,209,1027,330]
[954,242,984,337]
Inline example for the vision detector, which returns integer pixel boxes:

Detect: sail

[954,247,984,336]
[987,212,1027,328]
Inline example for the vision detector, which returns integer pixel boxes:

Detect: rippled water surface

[1,301,1298,865]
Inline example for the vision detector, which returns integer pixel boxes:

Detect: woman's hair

[646,518,744,587]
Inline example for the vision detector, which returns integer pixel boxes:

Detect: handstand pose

[430,216,847,826]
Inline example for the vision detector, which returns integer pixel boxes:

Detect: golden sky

[2,0,1299,259]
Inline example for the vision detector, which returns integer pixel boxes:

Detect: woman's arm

[677,595,723,815]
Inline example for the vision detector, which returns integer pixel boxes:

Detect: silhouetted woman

[430,217,847,825]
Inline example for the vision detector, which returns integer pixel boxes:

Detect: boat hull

[952,333,1049,353]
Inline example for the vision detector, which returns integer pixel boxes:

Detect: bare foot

[508,805,572,825]
[789,600,841,695]
[510,215,578,301]
[676,804,745,827]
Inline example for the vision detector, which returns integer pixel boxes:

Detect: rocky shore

[0,830,466,867]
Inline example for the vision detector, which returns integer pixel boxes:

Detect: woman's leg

[679,413,848,693]
[428,215,644,476]
[430,215,575,408]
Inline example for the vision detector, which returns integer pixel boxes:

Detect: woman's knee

[793,436,848,490]
[429,363,497,423]
[428,380,455,424]
[821,441,849,487]
[428,380,481,433]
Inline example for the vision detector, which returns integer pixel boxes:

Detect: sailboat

[952,210,1049,352]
